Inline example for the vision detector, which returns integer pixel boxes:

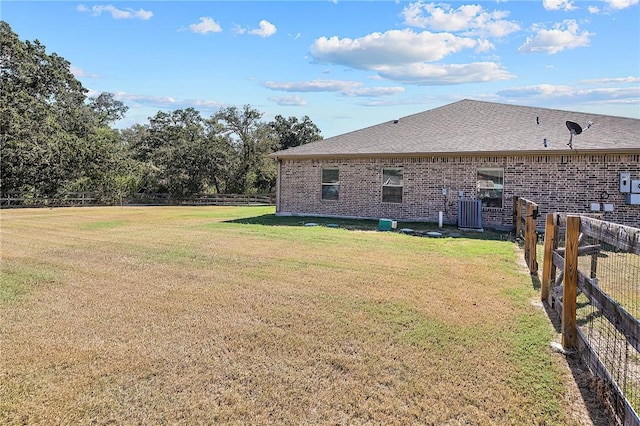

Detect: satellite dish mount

[566,121,582,149]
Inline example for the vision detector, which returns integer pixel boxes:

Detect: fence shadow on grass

[530,273,542,291]
[542,302,619,426]
[225,214,509,241]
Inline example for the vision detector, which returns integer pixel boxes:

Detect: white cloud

[108,92,177,107]
[70,65,99,79]
[264,79,359,92]
[85,88,101,98]
[263,79,404,97]
[249,20,277,38]
[588,6,601,13]
[109,91,224,110]
[190,99,226,108]
[377,62,514,85]
[232,25,247,36]
[474,20,520,39]
[604,0,639,9]
[498,83,573,97]
[268,96,308,106]
[580,76,640,84]
[476,39,495,52]
[309,28,513,86]
[188,17,222,34]
[401,2,520,38]
[543,0,577,11]
[497,83,640,104]
[518,20,593,54]
[77,4,152,20]
[344,86,406,97]
[310,29,477,69]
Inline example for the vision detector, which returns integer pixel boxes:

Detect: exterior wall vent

[458,199,483,230]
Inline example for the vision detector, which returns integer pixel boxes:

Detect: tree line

[0,21,322,203]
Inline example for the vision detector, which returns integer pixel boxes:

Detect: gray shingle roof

[270,99,640,159]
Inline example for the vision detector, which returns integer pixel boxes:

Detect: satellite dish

[565,120,583,149]
[566,121,583,135]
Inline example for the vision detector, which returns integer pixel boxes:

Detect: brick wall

[277,153,640,229]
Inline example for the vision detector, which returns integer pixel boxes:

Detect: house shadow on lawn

[225,214,509,241]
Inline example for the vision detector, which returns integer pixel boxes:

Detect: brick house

[269,99,640,230]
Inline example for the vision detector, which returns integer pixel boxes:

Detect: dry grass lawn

[0,206,607,424]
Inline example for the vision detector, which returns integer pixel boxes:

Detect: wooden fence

[542,213,640,425]
[123,193,275,206]
[0,192,100,207]
[513,196,540,274]
[0,192,275,208]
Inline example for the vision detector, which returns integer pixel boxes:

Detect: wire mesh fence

[549,215,640,425]
[579,235,640,421]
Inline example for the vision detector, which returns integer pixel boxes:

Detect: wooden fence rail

[124,193,275,206]
[0,192,275,208]
[0,192,100,207]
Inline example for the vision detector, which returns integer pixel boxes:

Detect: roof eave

[270,147,640,160]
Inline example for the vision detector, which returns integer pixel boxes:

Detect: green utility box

[378,219,397,231]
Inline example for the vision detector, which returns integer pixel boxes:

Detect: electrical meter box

[620,172,631,193]
[627,194,640,205]
[632,180,640,194]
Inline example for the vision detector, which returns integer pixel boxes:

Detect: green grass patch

[0,261,58,302]
[358,299,470,348]
[506,310,565,421]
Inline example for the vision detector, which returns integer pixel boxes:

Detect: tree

[88,92,128,126]
[0,21,102,197]
[210,105,278,194]
[126,108,229,197]
[67,94,137,200]
[203,119,233,194]
[120,124,158,193]
[270,114,322,150]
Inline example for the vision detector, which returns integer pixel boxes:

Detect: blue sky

[3,0,639,137]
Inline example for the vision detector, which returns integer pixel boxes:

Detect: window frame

[382,167,403,204]
[476,168,504,209]
[321,168,340,201]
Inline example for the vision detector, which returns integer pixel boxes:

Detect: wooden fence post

[541,213,557,303]
[525,202,538,274]
[562,215,580,349]
[524,202,531,265]
[529,203,539,274]
[515,197,523,238]
[590,252,598,280]
[512,196,519,231]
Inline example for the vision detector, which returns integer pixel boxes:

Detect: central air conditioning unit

[458,199,483,230]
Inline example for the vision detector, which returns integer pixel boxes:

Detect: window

[477,168,504,208]
[321,168,339,200]
[382,168,403,203]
